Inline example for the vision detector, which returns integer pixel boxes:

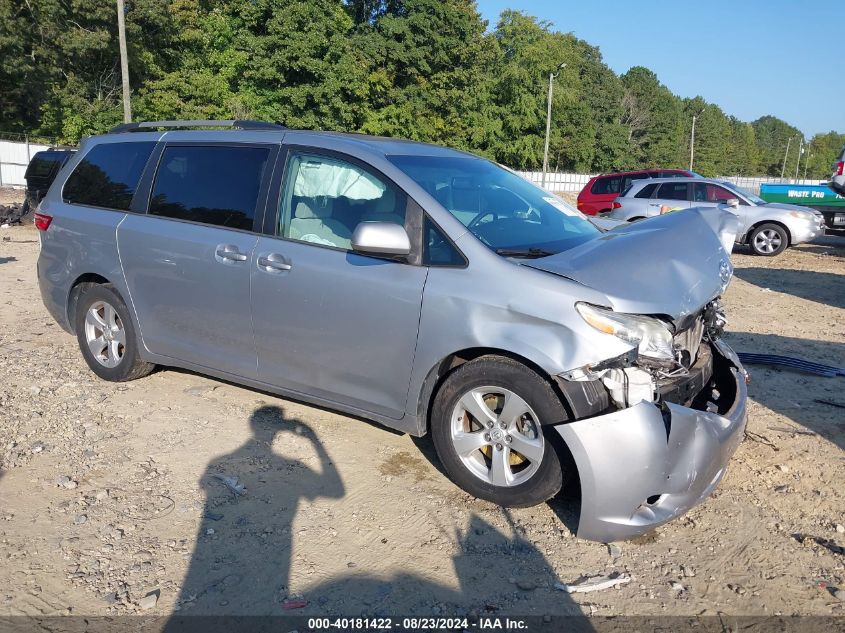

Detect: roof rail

[108,120,285,134]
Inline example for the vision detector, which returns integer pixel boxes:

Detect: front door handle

[215,244,248,262]
[258,253,292,272]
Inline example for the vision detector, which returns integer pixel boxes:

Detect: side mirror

[351,222,411,256]
[724,198,740,209]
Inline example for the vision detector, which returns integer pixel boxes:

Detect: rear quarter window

[63,142,156,210]
[634,183,659,199]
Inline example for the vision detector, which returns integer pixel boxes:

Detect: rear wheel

[749,223,788,256]
[431,356,568,508]
[74,284,154,381]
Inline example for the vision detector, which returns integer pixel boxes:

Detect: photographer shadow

[166,405,344,618]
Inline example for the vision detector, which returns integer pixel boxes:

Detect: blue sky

[475,0,842,137]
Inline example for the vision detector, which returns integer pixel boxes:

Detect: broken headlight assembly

[575,302,675,363]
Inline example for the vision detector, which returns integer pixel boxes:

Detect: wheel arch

[66,273,113,334]
[416,347,603,436]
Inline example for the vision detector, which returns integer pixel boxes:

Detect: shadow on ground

[725,331,845,451]
[734,267,845,309]
[165,405,586,624]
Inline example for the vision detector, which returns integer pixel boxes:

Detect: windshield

[387,155,599,256]
[721,181,765,205]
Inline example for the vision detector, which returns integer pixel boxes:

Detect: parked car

[36,120,747,542]
[22,149,76,216]
[831,144,845,196]
[608,177,825,256]
[576,168,697,216]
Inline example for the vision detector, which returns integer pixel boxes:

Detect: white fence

[0,139,52,187]
[515,171,826,195]
[0,138,828,193]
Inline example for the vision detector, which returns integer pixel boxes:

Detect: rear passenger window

[280,152,405,250]
[63,142,155,210]
[656,182,689,201]
[590,177,621,195]
[149,145,270,230]
[634,183,658,199]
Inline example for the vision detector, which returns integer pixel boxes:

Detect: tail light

[34,212,53,231]
[611,202,622,209]
[836,161,844,177]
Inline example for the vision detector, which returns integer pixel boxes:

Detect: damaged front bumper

[554,339,747,543]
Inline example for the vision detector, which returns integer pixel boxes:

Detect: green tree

[348,0,498,152]
[620,67,685,169]
[752,115,803,176]
[804,131,845,179]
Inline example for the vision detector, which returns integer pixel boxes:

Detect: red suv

[577,169,696,215]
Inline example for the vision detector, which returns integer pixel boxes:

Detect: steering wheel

[468,210,498,229]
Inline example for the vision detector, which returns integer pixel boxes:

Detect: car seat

[288,198,352,249]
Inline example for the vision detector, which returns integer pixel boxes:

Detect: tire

[431,356,568,508]
[749,223,788,256]
[74,284,154,382]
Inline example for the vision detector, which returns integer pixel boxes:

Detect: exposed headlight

[576,302,675,361]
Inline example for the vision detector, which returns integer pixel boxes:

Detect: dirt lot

[0,193,843,620]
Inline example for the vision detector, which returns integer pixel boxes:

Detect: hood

[761,201,821,215]
[524,208,738,319]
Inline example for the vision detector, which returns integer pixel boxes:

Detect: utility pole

[689,114,697,171]
[780,136,792,179]
[116,0,132,123]
[541,62,566,189]
[803,142,812,180]
[794,139,803,182]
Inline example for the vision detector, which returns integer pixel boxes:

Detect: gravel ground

[0,221,843,619]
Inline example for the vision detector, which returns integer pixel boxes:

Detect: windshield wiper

[495,247,556,259]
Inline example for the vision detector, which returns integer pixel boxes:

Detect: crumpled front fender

[554,340,747,543]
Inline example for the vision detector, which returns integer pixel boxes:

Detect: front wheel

[749,223,788,256]
[431,356,568,508]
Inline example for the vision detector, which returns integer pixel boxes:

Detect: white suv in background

[608,178,824,256]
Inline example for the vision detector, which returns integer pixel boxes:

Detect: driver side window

[279,152,406,250]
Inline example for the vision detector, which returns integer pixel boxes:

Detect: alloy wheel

[450,386,545,487]
[753,228,782,254]
[83,300,126,368]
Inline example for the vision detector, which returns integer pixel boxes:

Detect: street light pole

[541,62,566,189]
[116,0,132,123]
[780,136,792,179]
[689,114,697,171]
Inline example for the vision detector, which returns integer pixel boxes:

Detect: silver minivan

[36,121,747,542]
